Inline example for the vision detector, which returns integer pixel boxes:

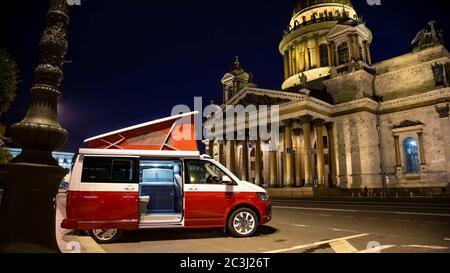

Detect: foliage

[0,49,19,116]
[0,125,11,164]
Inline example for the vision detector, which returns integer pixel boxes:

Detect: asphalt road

[78,198,450,253]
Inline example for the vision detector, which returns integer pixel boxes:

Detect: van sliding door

[66,156,139,230]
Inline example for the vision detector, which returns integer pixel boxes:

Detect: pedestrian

[364,186,369,197]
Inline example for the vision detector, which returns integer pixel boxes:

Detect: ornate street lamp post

[0,0,70,252]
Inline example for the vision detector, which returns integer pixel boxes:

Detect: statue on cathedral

[298,72,310,95]
[299,72,307,88]
[432,62,450,87]
[411,21,444,52]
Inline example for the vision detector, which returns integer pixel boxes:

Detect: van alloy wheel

[228,208,258,237]
[89,229,122,244]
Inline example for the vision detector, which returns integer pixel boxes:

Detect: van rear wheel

[228,208,258,238]
[89,229,122,244]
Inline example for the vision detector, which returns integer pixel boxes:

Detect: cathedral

[205,0,450,197]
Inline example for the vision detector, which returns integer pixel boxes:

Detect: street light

[0,0,70,253]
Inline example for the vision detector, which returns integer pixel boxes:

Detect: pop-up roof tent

[84,112,199,151]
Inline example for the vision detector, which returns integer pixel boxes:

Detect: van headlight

[257,192,270,202]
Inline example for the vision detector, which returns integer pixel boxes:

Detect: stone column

[255,137,263,186]
[314,35,320,68]
[348,35,355,60]
[353,34,361,61]
[292,47,297,74]
[296,44,301,74]
[305,45,310,70]
[283,52,289,80]
[241,136,249,182]
[436,104,450,184]
[315,119,326,186]
[269,149,278,188]
[334,46,339,67]
[394,136,401,167]
[300,42,305,71]
[227,140,237,175]
[283,121,294,187]
[218,141,225,165]
[294,129,303,187]
[365,43,372,65]
[208,139,215,158]
[325,122,336,187]
[300,115,313,186]
[329,41,336,67]
[417,132,426,166]
[362,41,368,63]
[290,47,295,77]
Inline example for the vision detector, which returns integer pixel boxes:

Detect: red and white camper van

[62,112,272,243]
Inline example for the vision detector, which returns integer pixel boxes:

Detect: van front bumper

[260,202,272,224]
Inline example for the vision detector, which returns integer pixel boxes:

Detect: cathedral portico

[204,0,450,196]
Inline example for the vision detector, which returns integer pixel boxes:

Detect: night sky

[0,0,448,153]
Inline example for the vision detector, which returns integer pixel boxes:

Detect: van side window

[186,160,227,185]
[139,160,182,184]
[82,157,136,183]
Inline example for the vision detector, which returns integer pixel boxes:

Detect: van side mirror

[222,175,233,185]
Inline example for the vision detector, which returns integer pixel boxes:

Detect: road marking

[427,221,449,225]
[357,245,396,253]
[331,228,359,233]
[263,233,370,254]
[329,240,358,253]
[401,245,449,250]
[272,199,450,208]
[273,206,450,217]
[293,224,309,228]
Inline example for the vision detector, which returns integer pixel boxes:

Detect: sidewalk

[55,193,105,253]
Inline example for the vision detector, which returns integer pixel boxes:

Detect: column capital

[281,119,294,127]
[324,121,334,131]
[313,118,325,127]
[299,115,314,124]
[436,104,450,118]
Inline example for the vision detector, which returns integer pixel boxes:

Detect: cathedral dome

[294,0,353,15]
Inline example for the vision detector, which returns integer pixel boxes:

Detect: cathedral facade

[206,0,450,196]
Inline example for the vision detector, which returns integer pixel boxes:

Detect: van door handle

[125,186,136,191]
[188,187,198,191]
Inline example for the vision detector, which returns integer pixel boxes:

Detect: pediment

[227,87,306,107]
[393,120,424,129]
[237,93,291,106]
[327,22,372,41]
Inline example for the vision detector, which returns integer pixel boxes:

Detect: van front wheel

[89,229,122,244]
[228,208,258,237]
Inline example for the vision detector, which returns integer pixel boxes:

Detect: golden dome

[294,0,353,15]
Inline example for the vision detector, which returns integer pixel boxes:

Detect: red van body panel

[184,192,271,228]
[62,191,139,230]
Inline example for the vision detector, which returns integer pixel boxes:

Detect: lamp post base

[0,163,66,253]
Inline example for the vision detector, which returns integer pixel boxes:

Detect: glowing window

[404,137,420,173]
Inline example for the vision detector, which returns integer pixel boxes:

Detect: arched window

[338,42,349,65]
[319,44,329,67]
[404,137,420,173]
